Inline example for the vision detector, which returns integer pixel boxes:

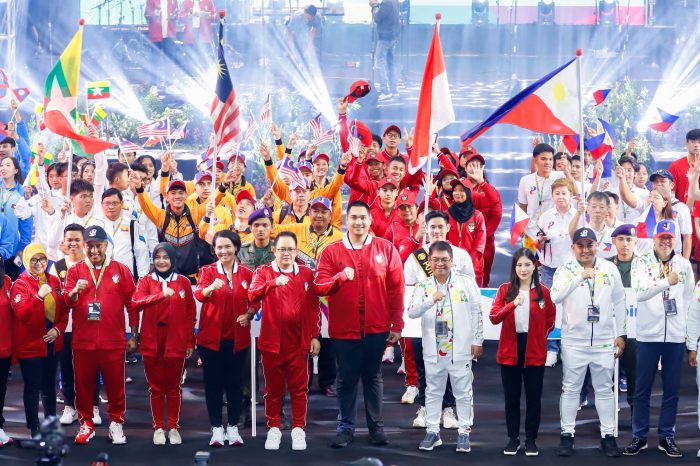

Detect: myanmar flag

[87,81,111,100]
[43,23,113,155]
[90,106,107,126]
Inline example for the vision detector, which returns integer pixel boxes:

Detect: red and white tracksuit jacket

[132,272,196,430]
[0,277,12,359]
[249,261,321,428]
[62,259,136,427]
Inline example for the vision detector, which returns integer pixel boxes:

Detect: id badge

[435,320,449,338]
[663,298,678,316]
[587,304,600,322]
[88,302,101,321]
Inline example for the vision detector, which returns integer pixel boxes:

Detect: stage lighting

[538,0,555,25]
[598,0,617,25]
[472,0,489,25]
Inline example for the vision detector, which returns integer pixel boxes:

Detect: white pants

[696,364,700,429]
[560,345,616,437]
[424,356,473,435]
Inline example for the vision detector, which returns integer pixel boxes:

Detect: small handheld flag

[636,207,657,239]
[510,203,530,246]
[309,113,323,140]
[260,94,272,123]
[593,89,610,106]
[137,119,169,138]
[86,81,111,100]
[648,108,679,133]
[12,88,30,103]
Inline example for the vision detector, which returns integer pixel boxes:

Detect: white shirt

[588,222,615,259]
[515,290,530,333]
[98,213,150,279]
[48,210,105,261]
[537,206,576,269]
[161,0,169,37]
[613,184,649,223]
[517,171,565,237]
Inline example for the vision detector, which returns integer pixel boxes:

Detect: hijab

[153,242,177,279]
[448,187,475,223]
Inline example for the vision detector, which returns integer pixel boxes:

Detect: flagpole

[576,48,586,228]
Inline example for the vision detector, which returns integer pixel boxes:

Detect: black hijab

[448,186,475,223]
[153,242,177,279]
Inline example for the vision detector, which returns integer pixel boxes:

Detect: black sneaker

[503,437,520,455]
[600,434,622,457]
[557,433,575,457]
[369,428,388,446]
[330,431,354,448]
[623,437,648,456]
[525,439,539,457]
[658,437,682,458]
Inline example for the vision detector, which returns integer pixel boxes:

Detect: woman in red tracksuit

[12,243,67,437]
[247,231,321,451]
[446,178,487,286]
[132,243,196,446]
[489,248,555,456]
[195,230,255,448]
[0,261,12,446]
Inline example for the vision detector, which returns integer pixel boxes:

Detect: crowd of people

[1,90,700,460]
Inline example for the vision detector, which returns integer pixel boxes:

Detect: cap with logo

[378,177,399,190]
[235,190,255,206]
[194,171,212,184]
[310,196,332,210]
[166,180,187,193]
[228,152,246,166]
[84,225,109,242]
[450,177,473,191]
[297,161,313,173]
[248,207,273,224]
[397,189,418,207]
[611,224,637,238]
[654,220,676,238]
[649,169,674,183]
[346,80,371,103]
[572,227,597,243]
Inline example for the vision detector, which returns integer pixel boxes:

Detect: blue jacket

[0,213,13,260]
[0,185,32,257]
[15,121,32,178]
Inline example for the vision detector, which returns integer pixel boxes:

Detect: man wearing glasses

[551,227,627,458]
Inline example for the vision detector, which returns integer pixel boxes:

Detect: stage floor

[1,341,699,465]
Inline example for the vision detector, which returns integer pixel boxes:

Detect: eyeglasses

[430,258,452,264]
[384,133,400,139]
[30,257,47,265]
[102,201,122,207]
[276,248,297,254]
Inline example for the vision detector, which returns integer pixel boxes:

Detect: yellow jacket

[276,223,343,269]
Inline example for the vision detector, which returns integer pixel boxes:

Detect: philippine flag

[648,108,679,133]
[510,203,530,246]
[593,89,610,106]
[636,207,657,239]
[461,58,580,146]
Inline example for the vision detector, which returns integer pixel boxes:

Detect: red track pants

[399,338,418,387]
[261,349,309,429]
[143,327,186,430]
[73,348,125,427]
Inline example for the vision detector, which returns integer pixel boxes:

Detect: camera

[16,416,69,465]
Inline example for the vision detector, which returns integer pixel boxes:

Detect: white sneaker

[108,421,126,445]
[291,427,306,451]
[169,429,182,445]
[396,360,406,375]
[0,428,12,446]
[696,447,700,458]
[225,425,243,446]
[442,407,459,429]
[382,346,395,364]
[153,428,166,446]
[92,406,102,426]
[413,406,427,428]
[60,406,78,425]
[401,386,419,404]
[265,427,282,450]
[545,351,558,367]
[209,427,225,447]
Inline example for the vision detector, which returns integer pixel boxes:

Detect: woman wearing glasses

[11,243,67,437]
[195,230,256,447]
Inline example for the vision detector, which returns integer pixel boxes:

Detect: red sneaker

[74,423,95,444]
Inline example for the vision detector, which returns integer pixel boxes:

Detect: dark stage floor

[1,341,699,465]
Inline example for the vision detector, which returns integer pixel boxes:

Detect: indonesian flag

[408,20,455,175]
[510,203,530,246]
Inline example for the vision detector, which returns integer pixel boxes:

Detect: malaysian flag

[309,113,323,140]
[347,121,361,156]
[169,120,188,140]
[312,127,336,146]
[278,157,307,188]
[137,119,169,138]
[211,17,241,150]
[244,111,258,144]
[260,94,272,122]
[116,136,144,153]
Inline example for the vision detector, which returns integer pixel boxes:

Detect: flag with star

[211,15,241,151]
[86,80,111,100]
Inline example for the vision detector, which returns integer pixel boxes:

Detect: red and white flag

[409,18,455,175]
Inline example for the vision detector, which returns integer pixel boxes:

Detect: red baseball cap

[383,125,402,138]
[451,177,473,191]
[438,167,459,179]
[366,151,387,164]
[236,190,255,206]
[228,152,246,166]
[167,180,187,193]
[346,80,371,103]
[397,189,418,207]
[378,177,399,190]
[312,153,330,164]
[350,120,373,147]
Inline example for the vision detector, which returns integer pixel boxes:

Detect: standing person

[248,232,321,451]
[132,243,196,446]
[370,0,400,100]
[63,226,138,445]
[408,241,482,453]
[624,220,694,458]
[569,192,614,259]
[286,5,321,62]
[551,227,626,457]
[194,230,255,447]
[667,128,700,203]
[518,143,565,239]
[446,178,486,286]
[179,0,216,48]
[0,156,32,280]
[11,243,67,438]
[237,207,275,269]
[490,249,555,456]
[315,201,404,448]
[0,260,11,446]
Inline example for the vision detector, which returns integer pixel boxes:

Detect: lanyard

[583,260,596,306]
[0,187,9,213]
[310,226,332,260]
[434,273,452,316]
[88,262,108,300]
[534,174,548,207]
[111,218,124,237]
[347,233,369,252]
[654,251,673,279]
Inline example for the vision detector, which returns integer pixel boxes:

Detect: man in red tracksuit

[385,189,422,259]
[248,231,321,451]
[315,200,405,448]
[63,226,137,445]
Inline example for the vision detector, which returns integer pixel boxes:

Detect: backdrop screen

[80,0,149,26]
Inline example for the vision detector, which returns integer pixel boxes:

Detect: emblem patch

[242,280,248,289]
[467,222,476,233]
[14,294,21,303]
[112,274,120,284]
[179,289,185,299]
[376,254,384,263]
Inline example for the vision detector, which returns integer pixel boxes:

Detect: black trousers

[309,337,336,390]
[500,333,545,440]
[18,345,59,432]
[60,332,101,407]
[199,340,248,428]
[0,357,9,428]
[619,337,637,409]
[411,337,456,408]
[333,332,387,435]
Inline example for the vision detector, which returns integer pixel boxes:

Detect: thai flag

[593,89,610,106]
[309,113,323,140]
[312,127,336,146]
[244,112,258,145]
[648,108,679,133]
[278,157,307,188]
[260,94,272,123]
[636,207,657,239]
[210,18,241,150]
[137,119,169,138]
[510,203,530,246]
